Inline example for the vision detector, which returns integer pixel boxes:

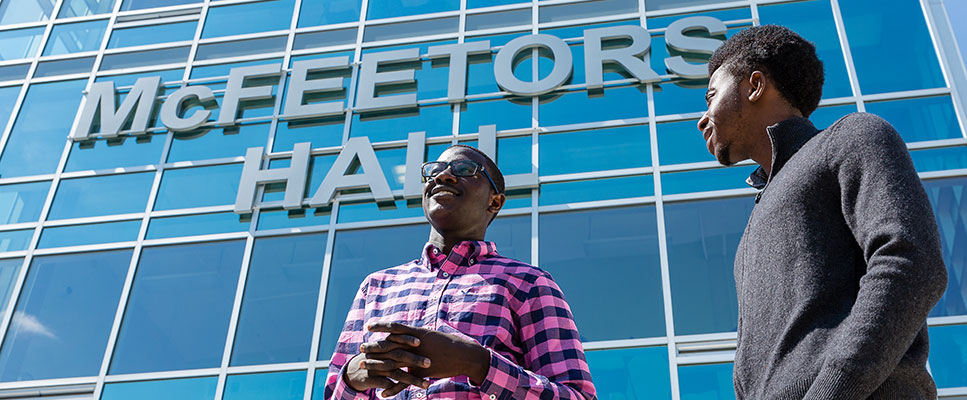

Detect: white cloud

[12,311,57,340]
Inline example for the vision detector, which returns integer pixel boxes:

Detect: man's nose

[697,112,710,132]
[433,167,459,184]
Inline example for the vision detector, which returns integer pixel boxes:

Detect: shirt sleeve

[324,279,375,400]
[804,113,947,398]
[472,271,597,400]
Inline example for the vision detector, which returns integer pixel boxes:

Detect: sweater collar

[746,117,821,189]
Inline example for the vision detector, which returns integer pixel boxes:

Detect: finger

[368,376,397,390]
[380,349,431,368]
[380,382,408,398]
[385,334,421,347]
[367,321,418,335]
[360,340,406,354]
[360,358,404,372]
[382,369,430,390]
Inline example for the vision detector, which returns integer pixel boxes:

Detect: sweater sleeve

[804,113,947,398]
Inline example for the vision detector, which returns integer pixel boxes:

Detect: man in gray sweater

[697,25,948,399]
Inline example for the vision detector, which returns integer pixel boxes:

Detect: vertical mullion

[212,234,255,400]
[302,200,339,400]
[529,0,539,267]
[828,0,865,112]
[919,0,967,139]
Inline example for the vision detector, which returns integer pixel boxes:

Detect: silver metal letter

[356,48,420,112]
[402,131,426,199]
[494,34,572,96]
[217,63,282,125]
[310,137,394,205]
[584,26,660,88]
[72,76,161,140]
[160,85,216,132]
[427,41,491,103]
[282,56,349,120]
[234,142,311,213]
[664,16,727,80]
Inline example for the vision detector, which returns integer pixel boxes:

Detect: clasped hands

[343,322,491,398]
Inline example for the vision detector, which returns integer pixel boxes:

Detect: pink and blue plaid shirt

[324,240,596,400]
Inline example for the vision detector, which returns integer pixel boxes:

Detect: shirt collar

[747,117,821,189]
[420,240,499,273]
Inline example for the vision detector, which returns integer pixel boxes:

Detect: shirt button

[442,272,449,278]
[469,258,476,265]
[432,247,440,255]
[489,394,497,400]
[415,392,426,398]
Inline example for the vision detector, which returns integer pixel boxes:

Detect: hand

[344,332,431,398]
[366,322,492,385]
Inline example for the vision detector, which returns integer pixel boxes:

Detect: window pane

[647,8,749,29]
[460,97,531,133]
[539,206,665,341]
[665,197,753,335]
[202,0,296,39]
[195,36,287,61]
[0,250,131,382]
[223,371,306,400]
[864,96,962,143]
[292,28,358,50]
[100,46,191,71]
[809,104,857,130]
[466,8,530,31]
[108,21,197,49]
[336,199,425,223]
[586,346,672,400]
[48,172,154,220]
[66,134,166,172]
[645,0,733,11]
[58,0,116,18]
[42,20,109,56]
[0,0,54,25]
[0,86,18,135]
[310,368,327,399]
[0,230,33,252]
[0,79,87,178]
[539,86,648,127]
[366,0,458,20]
[660,166,757,195]
[923,177,967,318]
[146,212,251,239]
[539,175,654,206]
[0,181,50,225]
[273,117,344,152]
[297,0,361,27]
[32,56,96,77]
[540,125,650,175]
[678,363,735,400]
[485,215,531,263]
[121,0,201,11]
[110,240,244,374]
[101,377,218,400]
[911,146,967,173]
[351,105,452,143]
[468,0,528,7]
[363,18,459,42]
[262,154,336,204]
[927,324,967,388]
[839,0,945,94]
[167,123,270,162]
[155,164,242,211]
[0,27,45,61]
[256,207,331,230]
[539,0,637,23]
[190,58,282,79]
[96,68,184,87]
[38,220,141,248]
[657,119,712,166]
[319,224,428,360]
[231,233,325,366]
[0,63,29,81]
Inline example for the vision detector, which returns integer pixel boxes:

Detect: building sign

[69,17,726,213]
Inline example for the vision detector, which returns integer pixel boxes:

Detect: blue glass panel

[678,363,735,400]
[466,8,530,31]
[155,164,242,210]
[256,207,331,230]
[0,250,130,382]
[660,165,757,195]
[865,96,962,143]
[58,0,115,17]
[648,8,750,29]
[336,199,425,223]
[485,215,530,263]
[262,154,337,203]
[48,172,154,220]
[0,64,29,81]
[202,0,295,39]
[310,368,327,399]
[363,17,459,43]
[110,240,244,374]
[101,377,218,400]
[949,0,967,66]
[839,0,945,94]
[0,181,50,225]
[923,177,967,318]
[460,97,531,133]
[168,123,270,162]
[293,28,358,49]
[468,0,529,7]
[0,259,23,320]
[33,56,95,77]
[0,27,45,61]
[927,324,967,388]
[911,146,967,173]
[66,135,166,172]
[0,86,17,135]
[231,234,325,366]
[146,212,251,239]
[809,104,857,130]
[0,0,52,25]
[539,175,654,206]
[665,197,754,335]
[646,0,735,11]
[39,220,141,248]
[541,125,650,175]
[351,105,452,143]
[541,19,634,40]
[657,119,713,166]
[0,230,32,252]
[0,79,87,178]
[121,0,200,11]
[539,86,648,127]
[359,41,453,101]
[42,20,109,56]
[224,371,306,400]
[653,78,707,117]
[273,117,344,152]
[319,224,428,360]
[298,0,360,27]
[540,206,665,341]
[190,58,283,79]
[586,346,672,400]
[96,69,184,86]
[539,0,637,23]
[465,33,528,95]
[366,0,459,20]
[108,21,196,49]
[195,36,288,61]
[100,46,191,71]
[496,135,531,176]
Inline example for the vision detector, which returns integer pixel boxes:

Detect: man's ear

[748,71,766,103]
[488,193,506,215]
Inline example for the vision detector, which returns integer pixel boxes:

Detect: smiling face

[422,147,505,241]
[697,66,759,166]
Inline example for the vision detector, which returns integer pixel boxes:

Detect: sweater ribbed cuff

[804,367,868,400]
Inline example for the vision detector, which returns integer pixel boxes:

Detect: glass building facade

[0,0,963,399]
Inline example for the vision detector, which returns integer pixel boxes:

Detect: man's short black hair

[708,25,824,118]
[447,144,505,194]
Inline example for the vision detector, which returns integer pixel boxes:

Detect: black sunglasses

[421,160,500,193]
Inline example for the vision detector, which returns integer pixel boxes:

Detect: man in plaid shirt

[324,145,596,400]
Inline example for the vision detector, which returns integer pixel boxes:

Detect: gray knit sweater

[732,114,947,399]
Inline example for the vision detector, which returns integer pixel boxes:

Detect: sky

[945,0,967,66]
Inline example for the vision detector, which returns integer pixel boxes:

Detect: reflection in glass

[310,368,327,399]
[202,0,295,39]
[298,0,361,27]
[351,105,452,142]
[865,96,961,143]
[195,36,288,61]
[256,207,331,230]
[168,123,271,162]
[647,8,749,29]
[190,58,283,79]
[58,0,115,17]
[48,172,154,220]
[120,0,200,11]
[146,212,250,239]
[539,175,654,206]
[366,0,458,20]
[485,215,531,263]
[0,250,130,382]
[292,28,358,50]
[0,27,45,61]
[319,224,428,360]
[363,17,459,42]
[539,86,648,127]
[541,125,650,175]
[0,79,87,178]
[38,220,141,248]
[273,117,344,152]
[927,324,967,388]
[96,68,184,87]
[923,177,967,318]
[0,86,18,136]
[586,346,672,399]
[42,20,109,56]
[108,21,197,49]
[66,134,166,172]
[32,56,96,77]
[910,146,967,173]
[678,363,735,400]
[99,47,191,71]
[155,164,242,210]
[262,154,337,204]
[0,63,29,81]
[0,181,50,225]
[808,104,856,130]
[656,119,713,166]
[466,8,530,31]
[0,0,54,25]
[0,259,22,321]
[540,207,665,341]
[0,230,33,252]
[223,371,306,400]
[101,377,218,400]
[336,199,425,223]
[110,240,244,374]
[539,0,637,23]
[660,166,757,195]
[644,0,732,11]
[665,197,753,335]
[231,234,325,366]
[495,135,531,175]
[460,98,530,133]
